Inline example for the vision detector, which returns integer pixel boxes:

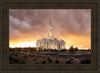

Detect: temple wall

[36,38,66,50]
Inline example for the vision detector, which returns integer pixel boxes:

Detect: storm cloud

[9,9,91,40]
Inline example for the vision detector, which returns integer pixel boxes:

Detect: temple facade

[36,20,66,50]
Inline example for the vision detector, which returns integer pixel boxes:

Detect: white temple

[36,20,66,50]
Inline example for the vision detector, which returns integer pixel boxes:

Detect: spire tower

[48,19,54,38]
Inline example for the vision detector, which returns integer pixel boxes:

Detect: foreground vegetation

[9,46,91,64]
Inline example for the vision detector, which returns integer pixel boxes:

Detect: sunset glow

[9,34,91,50]
[9,41,36,48]
[9,9,91,50]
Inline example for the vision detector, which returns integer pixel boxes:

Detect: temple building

[36,20,66,50]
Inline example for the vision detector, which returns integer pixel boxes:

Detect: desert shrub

[35,55,41,58]
[81,59,91,64]
[66,60,71,64]
[29,55,34,57]
[47,57,52,63]
[15,54,18,57]
[42,55,46,58]
[23,55,28,58]
[55,60,59,64]
[22,53,24,55]
[41,60,46,64]
[9,55,25,64]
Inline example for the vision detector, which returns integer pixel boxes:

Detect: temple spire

[48,19,54,38]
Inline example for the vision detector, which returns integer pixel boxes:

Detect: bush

[9,56,25,64]
[22,53,24,55]
[55,60,59,64]
[29,55,34,57]
[66,60,71,64]
[35,55,41,58]
[15,54,18,57]
[81,59,91,64]
[42,55,46,58]
[23,55,28,58]
[47,57,52,63]
[41,60,46,64]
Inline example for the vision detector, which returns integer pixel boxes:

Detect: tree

[69,46,75,60]
[74,47,78,51]
[87,48,91,53]
[74,47,79,54]
[69,46,75,54]
[61,49,66,52]
[44,49,47,51]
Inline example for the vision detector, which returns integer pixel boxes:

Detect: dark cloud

[9,9,91,40]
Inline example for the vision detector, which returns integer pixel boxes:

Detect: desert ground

[9,47,91,64]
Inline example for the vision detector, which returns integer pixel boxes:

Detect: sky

[9,9,91,49]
